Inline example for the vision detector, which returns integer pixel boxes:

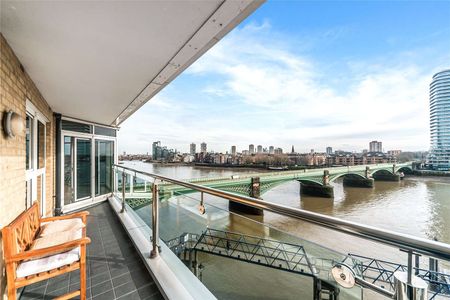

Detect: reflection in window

[37,121,45,169]
[96,140,114,196]
[64,137,75,205]
[77,139,92,199]
[26,115,33,169]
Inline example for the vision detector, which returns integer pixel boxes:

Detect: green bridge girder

[124,163,413,209]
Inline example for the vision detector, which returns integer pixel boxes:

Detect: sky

[118,1,450,155]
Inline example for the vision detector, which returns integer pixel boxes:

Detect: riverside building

[428,69,450,170]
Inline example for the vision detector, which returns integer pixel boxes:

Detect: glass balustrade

[113,165,450,300]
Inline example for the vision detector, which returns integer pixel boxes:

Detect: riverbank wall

[413,170,450,177]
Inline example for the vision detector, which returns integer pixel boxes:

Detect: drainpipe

[54,113,62,216]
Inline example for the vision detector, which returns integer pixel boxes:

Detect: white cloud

[120,21,439,153]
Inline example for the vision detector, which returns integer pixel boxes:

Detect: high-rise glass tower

[190,143,196,155]
[200,142,207,153]
[428,69,450,170]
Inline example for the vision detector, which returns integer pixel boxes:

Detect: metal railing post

[407,250,414,297]
[150,183,160,258]
[120,172,126,213]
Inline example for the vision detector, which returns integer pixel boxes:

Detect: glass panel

[26,115,33,169]
[62,119,92,133]
[94,125,117,137]
[95,140,114,196]
[117,170,131,194]
[113,165,450,300]
[37,121,45,169]
[64,136,75,204]
[26,179,32,208]
[76,139,91,199]
[36,174,43,215]
[113,168,362,300]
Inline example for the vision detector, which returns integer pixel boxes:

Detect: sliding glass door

[61,119,116,212]
[77,139,92,200]
[64,137,92,203]
[95,140,114,196]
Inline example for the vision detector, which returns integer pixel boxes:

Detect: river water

[125,161,450,299]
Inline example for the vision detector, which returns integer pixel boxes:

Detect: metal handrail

[113,164,450,261]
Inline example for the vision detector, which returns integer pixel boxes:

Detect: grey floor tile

[92,290,115,300]
[20,202,162,300]
[112,272,133,288]
[117,290,141,300]
[114,281,137,298]
[91,280,113,298]
[137,283,160,299]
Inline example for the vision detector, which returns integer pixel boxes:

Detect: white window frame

[60,117,117,213]
[25,99,49,216]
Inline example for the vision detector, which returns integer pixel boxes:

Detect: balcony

[19,202,163,300]
[2,1,450,300]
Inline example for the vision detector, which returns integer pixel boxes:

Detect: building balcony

[19,202,163,300]
[1,1,450,300]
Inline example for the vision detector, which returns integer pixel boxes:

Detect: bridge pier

[343,177,374,187]
[372,172,400,182]
[229,177,264,215]
[343,169,374,188]
[300,171,334,198]
[300,183,334,198]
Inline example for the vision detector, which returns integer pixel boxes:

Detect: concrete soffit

[113,0,264,126]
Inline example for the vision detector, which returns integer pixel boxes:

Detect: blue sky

[118,1,450,154]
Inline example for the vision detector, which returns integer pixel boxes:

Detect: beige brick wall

[0,33,55,298]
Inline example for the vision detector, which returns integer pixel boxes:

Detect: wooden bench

[2,202,91,300]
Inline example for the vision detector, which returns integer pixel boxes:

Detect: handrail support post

[407,250,414,297]
[120,171,126,213]
[150,182,161,258]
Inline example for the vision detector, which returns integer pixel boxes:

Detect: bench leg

[7,284,16,300]
[6,261,17,300]
[80,245,87,300]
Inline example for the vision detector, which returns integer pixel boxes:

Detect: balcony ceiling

[1,0,263,126]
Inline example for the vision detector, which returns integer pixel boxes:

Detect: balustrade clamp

[120,171,126,213]
[198,192,206,215]
[150,181,161,258]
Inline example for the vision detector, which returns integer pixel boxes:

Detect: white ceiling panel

[1,0,263,125]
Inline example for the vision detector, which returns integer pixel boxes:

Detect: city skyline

[132,140,403,156]
[118,1,450,154]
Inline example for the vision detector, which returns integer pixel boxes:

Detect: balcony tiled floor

[20,202,164,300]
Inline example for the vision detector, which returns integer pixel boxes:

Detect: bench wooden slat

[1,202,90,300]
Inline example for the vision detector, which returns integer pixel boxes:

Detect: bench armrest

[41,211,89,224]
[6,237,91,263]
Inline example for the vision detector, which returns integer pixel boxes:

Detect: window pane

[26,115,33,169]
[37,121,45,169]
[64,136,75,205]
[94,126,117,137]
[62,120,92,133]
[77,139,92,199]
[96,140,114,195]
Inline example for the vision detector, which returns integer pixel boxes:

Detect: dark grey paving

[20,202,164,300]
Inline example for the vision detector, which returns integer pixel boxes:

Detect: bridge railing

[113,163,449,299]
[177,162,412,184]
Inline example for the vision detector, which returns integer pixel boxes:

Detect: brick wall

[0,33,55,299]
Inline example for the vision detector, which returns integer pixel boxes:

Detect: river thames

[125,161,450,299]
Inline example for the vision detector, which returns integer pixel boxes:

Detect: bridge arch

[329,172,367,183]
[371,168,395,176]
[397,166,413,174]
[258,178,322,196]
